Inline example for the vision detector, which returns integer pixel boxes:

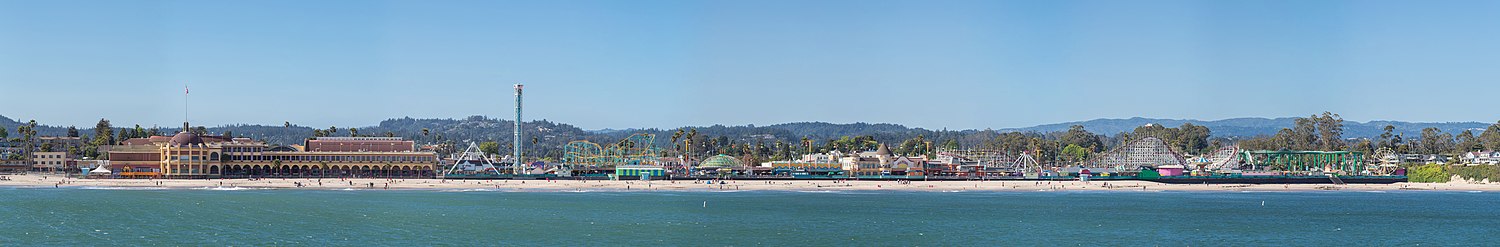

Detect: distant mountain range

[1003,117,1492,139]
[3,114,1494,148]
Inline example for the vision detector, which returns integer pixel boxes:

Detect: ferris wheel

[1371,147,1399,175]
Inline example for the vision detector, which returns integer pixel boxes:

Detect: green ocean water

[0,187,1495,246]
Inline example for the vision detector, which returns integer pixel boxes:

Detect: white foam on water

[77,186,169,190]
[437,188,503,192]
[193,187,267,191]
[795,190,840,193]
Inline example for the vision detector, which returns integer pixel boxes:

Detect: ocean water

[0,188,1495,246]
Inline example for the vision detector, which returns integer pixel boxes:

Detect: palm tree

[801,137,811,154]
[349,128,358,137]
[684,128,698,158]
[670,129,684,153]
[284,121,292,128]
[421,128,430,143]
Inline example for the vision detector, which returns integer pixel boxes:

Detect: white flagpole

[185,85,190,132]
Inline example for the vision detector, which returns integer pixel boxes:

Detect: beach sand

[2,174,1496,192]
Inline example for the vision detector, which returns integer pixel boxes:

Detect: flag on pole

[185,86,189,94]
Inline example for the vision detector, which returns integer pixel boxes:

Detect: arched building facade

[136,133,437,178]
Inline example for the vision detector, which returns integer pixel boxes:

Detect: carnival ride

[1239,150,1367,175]
[1370,147,1400,175]
[442,142,502,177]
[1084,137,1188,171]
[935,148,1048,177]
[1199,146,1244,171]
[560,133,663,171]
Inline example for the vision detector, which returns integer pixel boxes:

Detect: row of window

[225,155,434,163]
[223,147,264,153]
[32,154,65,159]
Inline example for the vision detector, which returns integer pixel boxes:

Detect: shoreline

[4,174,1498,192]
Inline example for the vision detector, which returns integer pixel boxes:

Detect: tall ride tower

[513,84,525,174]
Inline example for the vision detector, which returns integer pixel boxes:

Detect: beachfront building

[843,144,924,177]
[107,132,438,178]
[220,137,440,178]
[615,165,666,180]
[107,144,164,178]
[159,132,221,177]
[31,151,77,172]
[765,161,844,178]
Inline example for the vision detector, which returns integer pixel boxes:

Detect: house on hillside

[1461,151,1500,165]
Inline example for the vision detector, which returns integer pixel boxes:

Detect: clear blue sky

[2,0,1498,130]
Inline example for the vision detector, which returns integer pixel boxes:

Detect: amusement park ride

[437,84,1402,181]
[560,134,665,174]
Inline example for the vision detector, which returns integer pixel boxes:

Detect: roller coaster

[560,133,663,171]
[1084,137,1188,171]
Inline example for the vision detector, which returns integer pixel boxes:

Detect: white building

[1461,151,1500,165]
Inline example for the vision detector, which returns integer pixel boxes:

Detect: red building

[304,137,416,152]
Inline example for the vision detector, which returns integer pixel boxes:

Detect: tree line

[9,113,1500,166]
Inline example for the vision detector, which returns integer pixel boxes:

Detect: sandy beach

[3,174,1498,192]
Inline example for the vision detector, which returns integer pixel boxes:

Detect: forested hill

[3,114,1493,152]
[1006,117,1490,138]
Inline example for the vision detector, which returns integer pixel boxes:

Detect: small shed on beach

[1157,165,1186,176]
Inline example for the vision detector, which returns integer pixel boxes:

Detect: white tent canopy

[89,162,112,174]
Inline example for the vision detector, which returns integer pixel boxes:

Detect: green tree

[92,118,114,146]
[1418,127,1454,154]
[0,127,7,140]
[66,126,79,137]
[1480,121,1500,151]
[1174,123,1211,154]
[670,129,684,153]
[1455,130,1481,152]
[1290,117,1318,150]
[1378,125,1396,149]
[1058,125,1104,152]
[1349,139,1374,155]
[1313,112,1345,151]
[1060,144,1091,163]
[479,141,500,156]
[1407,164,1450,183]
[349,128,358,137]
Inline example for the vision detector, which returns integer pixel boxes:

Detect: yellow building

[111,132,438,178]
[159,132,221,177]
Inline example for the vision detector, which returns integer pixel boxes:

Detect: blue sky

[2,0,1498,130]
